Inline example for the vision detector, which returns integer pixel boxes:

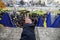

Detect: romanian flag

[37,16,43,27]
[0,13,16,27]
[51,15,60,28]
[46,12,51,27]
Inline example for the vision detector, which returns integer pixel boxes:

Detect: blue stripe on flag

[0,13,16,27]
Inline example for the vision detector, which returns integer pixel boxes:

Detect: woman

[20,15,36,40]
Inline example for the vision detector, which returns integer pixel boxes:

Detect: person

[20,0,25,5]
[20,15,36,40]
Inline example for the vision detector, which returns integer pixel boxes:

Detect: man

[20,15,36,40]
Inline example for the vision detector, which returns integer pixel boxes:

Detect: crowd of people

[3,0,60,7]
[10,10,38,27]
[5,0,46,7]
[0,9,60,27]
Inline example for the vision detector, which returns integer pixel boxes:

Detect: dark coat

[20,23,36,40]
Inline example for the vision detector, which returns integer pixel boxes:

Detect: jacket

[20,23,36,40]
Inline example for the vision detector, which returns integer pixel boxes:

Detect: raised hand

[25,14,32,24]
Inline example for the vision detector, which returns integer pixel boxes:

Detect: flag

[37,16,43,27]
[51,15,60,28]
[0,13,16,27]
[46,12,51,27]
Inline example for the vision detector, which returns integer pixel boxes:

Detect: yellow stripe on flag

[0,24,4,28]
[44,20,47,28]
[0,18,2,20]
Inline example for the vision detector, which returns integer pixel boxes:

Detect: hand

[25,14,32,24]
